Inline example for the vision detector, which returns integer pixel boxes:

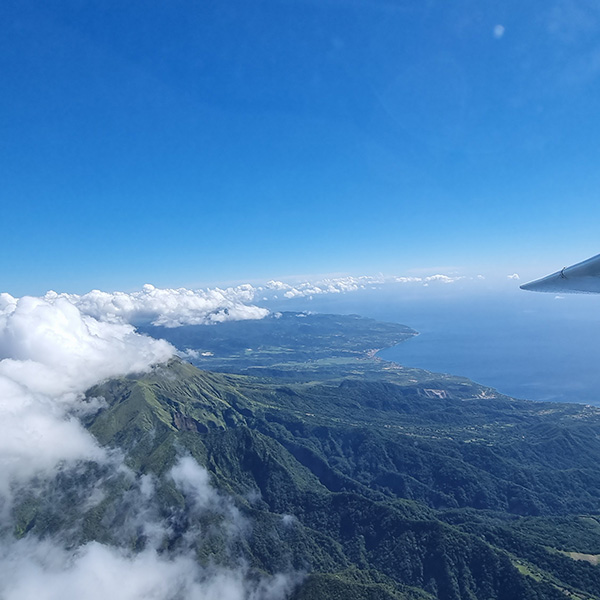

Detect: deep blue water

[263,287,600,405]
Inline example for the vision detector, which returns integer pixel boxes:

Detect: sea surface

[264,287,600,405]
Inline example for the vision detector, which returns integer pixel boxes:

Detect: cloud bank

[257,273,470,299]
[0,293,173,499]
[50,284,269,328]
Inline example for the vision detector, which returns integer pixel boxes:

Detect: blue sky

[2,0,600,295]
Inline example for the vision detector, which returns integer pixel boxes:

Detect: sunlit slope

[89,359,600,516]
[70,359,600,599]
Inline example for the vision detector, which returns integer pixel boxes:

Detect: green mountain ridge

[74,358,600,598]
[12,313,600,599]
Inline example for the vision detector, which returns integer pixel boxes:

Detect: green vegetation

[14,313,600,599]
[138,311,416,380]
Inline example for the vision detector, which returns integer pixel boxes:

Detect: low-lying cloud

[0,455,298,600]
[0,293,173,499]
[0,523,296,600]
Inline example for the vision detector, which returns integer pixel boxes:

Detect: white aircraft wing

[521,253,600,294]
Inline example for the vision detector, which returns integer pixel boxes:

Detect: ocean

[263,286,600,405]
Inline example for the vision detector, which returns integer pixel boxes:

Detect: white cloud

[0,537,297,600]
[49,284,269,328]
[178,348,201,359]
[424,274,462,284]
[0,294,173,500]
[258,272,485,300]
[170,456,223,513]
[170,456,247,541]
[493,24,505,38]
[507,273,520,280]
[264,280,290,291]
[281,515,295,527]
[265,275,387,300]
[0,457,299,600]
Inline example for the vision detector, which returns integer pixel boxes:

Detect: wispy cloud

[493,24,505,39]
[0,516,297,600]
